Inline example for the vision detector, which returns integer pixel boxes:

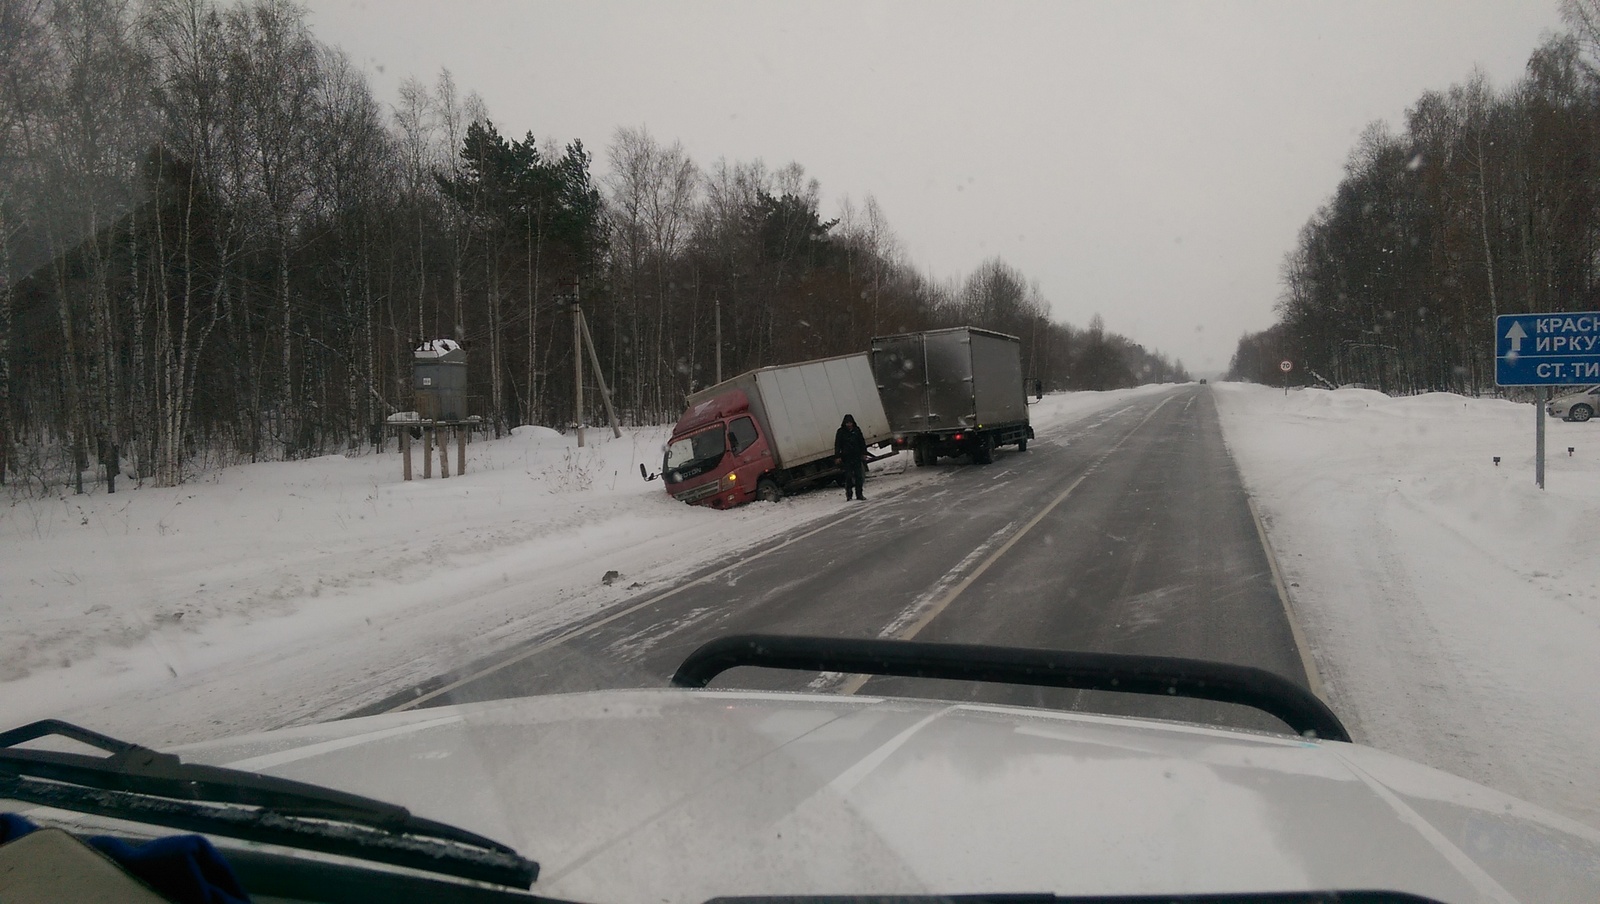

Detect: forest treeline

[1229,2,1600,392]
[0,0,1186,493]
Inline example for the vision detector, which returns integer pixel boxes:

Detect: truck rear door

[873,335,930,433]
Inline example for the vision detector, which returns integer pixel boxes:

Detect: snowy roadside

[0,385,1169,746]
[1213,383,1600,829]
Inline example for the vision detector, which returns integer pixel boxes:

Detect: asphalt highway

[355,385,1315,735]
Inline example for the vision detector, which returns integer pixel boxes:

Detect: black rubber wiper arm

[0,719,539,889]
[672,635,1350,742]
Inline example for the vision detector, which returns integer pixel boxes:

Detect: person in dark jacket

[834,414,869,501]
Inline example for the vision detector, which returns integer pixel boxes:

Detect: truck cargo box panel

[683,353,891,471]
[872,327,1028,435]
[970,330,1028,426]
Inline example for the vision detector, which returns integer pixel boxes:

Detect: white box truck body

[658,354,893,507]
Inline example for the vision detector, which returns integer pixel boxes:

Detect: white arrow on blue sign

[1495,312,1600,386]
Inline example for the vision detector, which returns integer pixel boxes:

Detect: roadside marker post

[1495,311,1600,489]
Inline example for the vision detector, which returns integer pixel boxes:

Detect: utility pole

[578,310,623,438]
[715,296,722,384]
[557,278,622,445]
[555,281,585,447]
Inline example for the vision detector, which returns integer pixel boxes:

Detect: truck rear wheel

[1017,438,1028,452]
[913,446,928,467]
[973,436,995,465]
[756,478,782,503]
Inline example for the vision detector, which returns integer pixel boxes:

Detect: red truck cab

[661,390,774,508]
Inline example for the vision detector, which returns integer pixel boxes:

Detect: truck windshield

[663,425,726,480]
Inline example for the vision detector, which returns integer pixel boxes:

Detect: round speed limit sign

[1279,360,1293,373]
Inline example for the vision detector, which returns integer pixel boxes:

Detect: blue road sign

[1496,312,1600,386]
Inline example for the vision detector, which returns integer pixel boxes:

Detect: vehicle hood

[172,690,1600,904]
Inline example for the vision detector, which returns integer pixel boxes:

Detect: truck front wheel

[756,478,783,503]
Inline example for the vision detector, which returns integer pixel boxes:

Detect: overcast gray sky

[303,0,1563,375]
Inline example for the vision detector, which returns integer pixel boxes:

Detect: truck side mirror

[640,463,659,482]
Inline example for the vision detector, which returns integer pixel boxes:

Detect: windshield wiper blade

[0,720,539,889]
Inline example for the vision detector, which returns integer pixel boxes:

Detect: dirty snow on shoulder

[1214,382,1600,829]
[1,425,791,744]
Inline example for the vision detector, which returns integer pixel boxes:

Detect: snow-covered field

[0,386,1168,747]
[1214,382,1600,829]
[4,381,1595,830]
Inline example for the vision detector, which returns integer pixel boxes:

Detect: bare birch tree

[393,75,435,344]
[224,0,319,456]
[0,0,53,486]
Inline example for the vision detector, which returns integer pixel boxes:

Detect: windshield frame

[663,424,728,483]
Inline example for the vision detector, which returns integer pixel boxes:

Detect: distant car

[1548,385,1600,421]
[1198,378,1207,384]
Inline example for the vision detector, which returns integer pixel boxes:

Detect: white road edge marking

[382,502,881,713]
[1245,495,1329,706]
[836,394,1176,695]
[805,520,1019,691]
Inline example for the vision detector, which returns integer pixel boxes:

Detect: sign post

[1495,311,1600,489]
[1537,386,1546,489]
[1279,359,1292,396]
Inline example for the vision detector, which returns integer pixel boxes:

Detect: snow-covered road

[4,381,1597,830]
